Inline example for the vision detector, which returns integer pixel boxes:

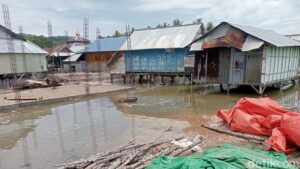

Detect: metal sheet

[263,46,300,84]
[121,24,200,50]
[190,40,203,51]
[70,45,85,53]
[79,37,126,53]
[63,53,82,62]
[125,49,186,73]
[218,48,231,83]
[190,24,230,51]
[232,23,300,47]
[242,35,264,51]
[0,53,47,74]
[191,22,300,52]
[244,50,263,84]
[0,39,46,54]
[286,34,300,42]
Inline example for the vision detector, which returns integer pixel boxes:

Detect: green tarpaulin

[147,145,296,169]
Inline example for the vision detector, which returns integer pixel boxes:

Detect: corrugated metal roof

[190,22,300,51]
[286,34,300,42]
[242,35,264,51]
[190,39,203,51]
[0,39,46,54]
[81,37,126,53]
[231,23,300,47]
[70,44,85,53]
[63,53,82,62]
[121,24,201,50]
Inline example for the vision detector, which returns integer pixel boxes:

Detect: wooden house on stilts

[190,22,300,94]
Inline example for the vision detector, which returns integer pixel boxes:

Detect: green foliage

[206,22,215,32]
[20,33,67,48]
[172,19,183,26]
[193,18,203,24]
[112,30,126,38]
[193,18,205,34]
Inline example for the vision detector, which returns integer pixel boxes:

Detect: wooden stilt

[111,74,114,84]
[139,75,143,84]
[170,76,175,84]
[226,84,230,94]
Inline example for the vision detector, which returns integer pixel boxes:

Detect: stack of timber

[55,133,202,169]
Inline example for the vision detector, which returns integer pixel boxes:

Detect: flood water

[0,85,300,169]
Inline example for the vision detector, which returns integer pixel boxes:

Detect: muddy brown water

[0,85,299,169]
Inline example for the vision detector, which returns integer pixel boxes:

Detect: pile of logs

[15,79,61,89]
[55,133,202,169]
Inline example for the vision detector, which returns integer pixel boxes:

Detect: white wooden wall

[261,46,300,84]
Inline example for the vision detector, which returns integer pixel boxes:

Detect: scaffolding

[2,4,20,102]
[83,17,90,95]
[96,27,102,82]
[18,25,28,73]
[47,20,54,70]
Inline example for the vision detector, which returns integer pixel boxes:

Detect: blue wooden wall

[125,48,187,73]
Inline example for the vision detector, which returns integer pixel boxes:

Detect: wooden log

[107,158,123,169]
[55,139,136,168]
[85,162,97,169]
[95,152,127,165]
[201,124,266,142]
[116,151,140,169]
[127,146,178,169]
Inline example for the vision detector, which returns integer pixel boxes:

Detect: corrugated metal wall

[125,48,186,73]
[218,48,231,83]
[0,53,47,74]
[244,49,263,84]
[263,46,300,84]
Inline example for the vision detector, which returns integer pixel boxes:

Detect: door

[231,51,245,84]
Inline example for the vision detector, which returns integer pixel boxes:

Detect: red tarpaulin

[217,97,300,154]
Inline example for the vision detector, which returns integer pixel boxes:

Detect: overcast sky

[0,0,299,40]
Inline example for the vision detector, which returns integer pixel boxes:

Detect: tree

[112,30,126,38]
[193,18,205,34]
[172,19,183,26]
[206,22,214,32]
[193,18,203,24]
[163,22,169,27]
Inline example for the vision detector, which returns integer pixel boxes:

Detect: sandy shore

[0,83,135,111]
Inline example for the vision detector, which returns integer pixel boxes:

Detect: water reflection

[0,86,300,168]
[0,98,134,169]
[113,86,300,118]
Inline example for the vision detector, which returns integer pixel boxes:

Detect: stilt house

[190,22,300,94]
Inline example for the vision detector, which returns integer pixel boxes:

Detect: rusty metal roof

[121,24,201,50]
[231,23,300,47]
[190,22,300,51]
